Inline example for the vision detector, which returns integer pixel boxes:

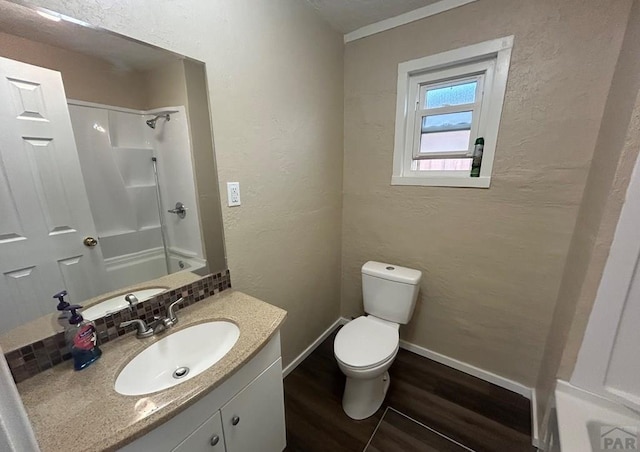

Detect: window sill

[391,175,491,188]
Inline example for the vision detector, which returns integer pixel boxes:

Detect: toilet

[334,261,422,420]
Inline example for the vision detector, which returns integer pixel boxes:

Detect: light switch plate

[227,182,241,206]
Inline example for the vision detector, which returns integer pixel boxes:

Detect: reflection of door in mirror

[0,56,110,332]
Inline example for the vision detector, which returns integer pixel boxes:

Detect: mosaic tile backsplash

[5,270,231,383]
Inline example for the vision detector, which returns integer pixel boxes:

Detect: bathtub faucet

[124,294,139,306]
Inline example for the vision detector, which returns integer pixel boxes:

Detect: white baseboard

[531,389,540,448]
[398,332,539,448]
[282,317,343,378]
[292,316,538,446]
[337,317,531,397]
[397,338,532,399]
[396,327,538,448]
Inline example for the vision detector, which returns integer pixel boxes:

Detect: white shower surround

[148,105,205,262]
[68,101,205,290]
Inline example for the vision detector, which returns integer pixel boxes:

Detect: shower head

[146,113,171,129]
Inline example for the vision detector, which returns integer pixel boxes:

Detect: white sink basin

[83,287,168,321]
[114,321,240,396]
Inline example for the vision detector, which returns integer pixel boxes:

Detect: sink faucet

[119,298,183,338]
[119,319,154,338]
[164,298,181,327]
[124,293,139,306]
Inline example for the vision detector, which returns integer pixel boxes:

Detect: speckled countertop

[0,271,201,353]
[16,290,287,452]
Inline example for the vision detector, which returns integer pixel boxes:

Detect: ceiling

[305,0,442,34]
[0,0,445,66]
[0,0,179,72]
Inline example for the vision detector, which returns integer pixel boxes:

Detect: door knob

[83,237,98,247]
[231,415,240,426]
[210,434,219,446]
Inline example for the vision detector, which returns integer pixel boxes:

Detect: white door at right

[572,136,640,410]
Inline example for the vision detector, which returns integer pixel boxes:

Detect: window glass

[419,130,470,154]
[425,81,477,109]
[412,158,472,171]
[421,111,472,133]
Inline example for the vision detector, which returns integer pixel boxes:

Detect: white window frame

[392,36,514,188]
[408,62,490,161]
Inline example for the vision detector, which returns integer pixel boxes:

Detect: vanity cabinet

[120,333,286,452]
[220,359,285,452]
[173,411,225,452]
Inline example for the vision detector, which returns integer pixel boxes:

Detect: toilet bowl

[334,261,422,420]
[334,316,399,419]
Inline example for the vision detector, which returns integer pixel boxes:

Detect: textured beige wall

[342,0,630,386]
[0,31,147,109]
[536,0,640,433]
[210,2,344,366]
[143,58,187,110]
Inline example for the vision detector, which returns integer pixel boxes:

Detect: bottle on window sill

[470,137,484,177]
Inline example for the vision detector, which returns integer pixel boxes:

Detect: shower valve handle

[167,202,187,219]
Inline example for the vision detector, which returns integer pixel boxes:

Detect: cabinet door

[221,359,285,452]
[173,410,226,452]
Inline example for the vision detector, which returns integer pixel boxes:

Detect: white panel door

[0,56,109,333]
[220,359,286,452]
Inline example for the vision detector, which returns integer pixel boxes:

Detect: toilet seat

[334,316,399,370]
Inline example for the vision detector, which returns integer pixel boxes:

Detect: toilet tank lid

[362,261,422,285]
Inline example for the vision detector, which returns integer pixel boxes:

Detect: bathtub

[549,380,640,451]
[104,247,206,289]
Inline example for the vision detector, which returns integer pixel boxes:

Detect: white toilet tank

[362,261,422,324]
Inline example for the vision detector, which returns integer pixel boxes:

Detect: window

[392,36,514,188]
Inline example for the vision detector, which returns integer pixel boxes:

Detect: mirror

[0,1,226,334]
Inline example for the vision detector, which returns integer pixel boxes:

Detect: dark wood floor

[366,408,471,452]
[284,327,535,452]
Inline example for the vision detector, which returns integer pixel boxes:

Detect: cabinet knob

[231,415,240,426]
[210,434,219,446]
